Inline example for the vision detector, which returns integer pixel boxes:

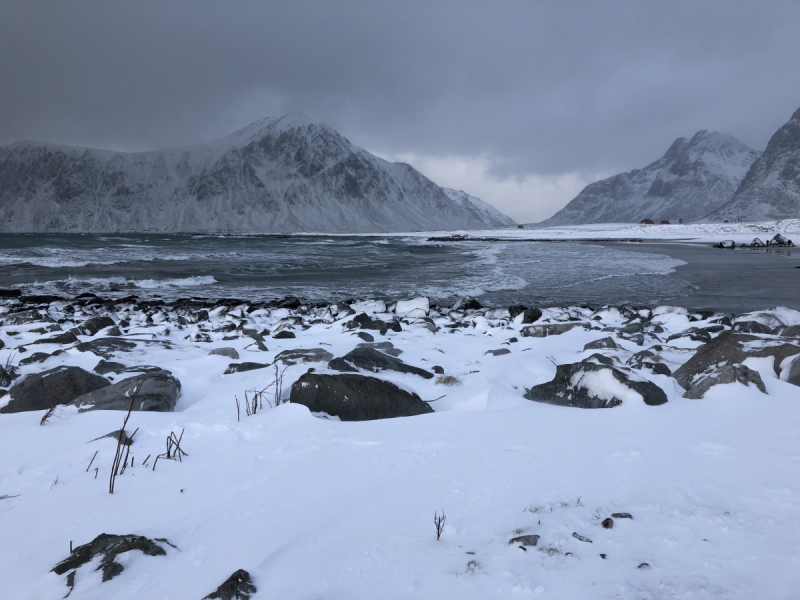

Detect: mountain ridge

[536,130,760,226]
[0,114,515,233]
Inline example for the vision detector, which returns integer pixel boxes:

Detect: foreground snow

[1,299,799,599]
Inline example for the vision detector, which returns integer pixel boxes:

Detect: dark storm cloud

[1,1,799,219]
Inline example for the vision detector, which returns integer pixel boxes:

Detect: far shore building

[640,219,655,225]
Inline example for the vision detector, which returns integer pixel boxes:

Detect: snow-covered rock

[394,297,430,318]
[0,114,515,233]
[538,130,759,226]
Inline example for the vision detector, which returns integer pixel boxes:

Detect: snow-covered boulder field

[1,293,800,598]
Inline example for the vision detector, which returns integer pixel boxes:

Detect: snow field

[0,302,799,599]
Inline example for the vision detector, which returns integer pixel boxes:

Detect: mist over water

[0,234,699,308]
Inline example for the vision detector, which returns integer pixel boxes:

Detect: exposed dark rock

[602,518,614,529]
[78,316,115,336]
[194,310,210,322]
[626,349,657,368]
[683,364,767,399]
[272,330,296,339]
[521,307,543,324]
[224,362,268,374]
[203,569,257,600]
[672,331,800,388]
[452,295,481,311]
[733,320,776,335]
[583,337,617,351]
[1,366,110,413]
[355,331,375,342]
[644,362,672,376]
[0,364,19,387]
[713,240,735,249]
[432,365,444,374]
[277,296,302,309]
[93,360,127,375]
[611,512,633,519]
[75,337,138,358]
[32,331,78,345]
[783,355,800,387]
[71,370,180,412]
[525,361,668,408]
[327,347,433,379]
[345,312,402,334]
[782,325,800,338]
[572,532,592,543]
[275,348,334,365]
[52,533,169,589]
[209,347,240,360]
[18,352,51,366]
[508,305,528,319]
[290,373,433,421]
[509,535,540,547]
[213,323,238,334]
[485,348,511,356]
[522,322,589,338]
[0,289,21,298]
[356,341,402,357]
[583,353,614,366]
[2,309,54,326]
[667,327,712,343]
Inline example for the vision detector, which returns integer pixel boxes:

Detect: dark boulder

[277,295,302,309]
[672,331,800,388]
[274,348,334,365]
[666,327,712,343]
[32,331,78,345]
[344,312,402,334]
[521,322,588,338]
[2,309,54,326]
[289,373,433,421]
[783,355,800,387]
[355,331,375,342]
[1,366,110,413]
[327,347,433,379]
[732,320,776,335]
[683,364,767,399]
[18,352,51,366]
[451,295,481,311]
[485,348,512,356]
[508,305,528,319]
[71,370,180,412]
[626,349,657,369]
[78,316,115,336]
[583,337,617,351]
[509,534,540,547]
[525,361,668,408]
[224,362,268,374]
[781,325,800,338]
[52,533,170,592]
[203,569,257,600]
[75,337,137,358]
[93,360,127,375]
[209,347,240,360]
[356,341,402,357]
[583,353,615,366]
[714,240,735,249]
[521,307,543,324]
[272,330,296,339]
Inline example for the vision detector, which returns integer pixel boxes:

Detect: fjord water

[0,234,796,311]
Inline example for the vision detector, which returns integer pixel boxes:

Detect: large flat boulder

[672,331,800,388]
[524,361,668,408]
[290,373,433,421]
[521,323,589,338]
[328,347,433,379]
[77,316,115,336]
[274,348,334,366]
[684,364,767,399]
[71,370,180,412]
[1,310,55,326]
[1,366,110,413]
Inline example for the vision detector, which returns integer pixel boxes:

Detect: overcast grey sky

[1,1,798,222]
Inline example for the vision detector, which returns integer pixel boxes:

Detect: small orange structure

[640,219,654,225]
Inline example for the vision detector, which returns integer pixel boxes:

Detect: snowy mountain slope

[705,106,800,222]
[442,187,516,227]
[537,131,760,226]
[0,114,514,233]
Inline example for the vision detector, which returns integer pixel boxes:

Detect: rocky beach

[1,288,799,598]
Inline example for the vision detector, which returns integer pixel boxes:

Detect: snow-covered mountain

[537,131,759,226]
[704,107,800,222]
[0,114,514,233]
[441,187,515,228]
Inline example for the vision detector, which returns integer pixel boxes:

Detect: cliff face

[0,114,514,233]
[705,107,800,222]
